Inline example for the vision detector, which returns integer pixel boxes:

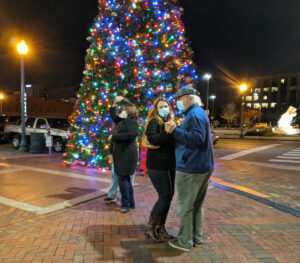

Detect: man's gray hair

[189,94,203,106]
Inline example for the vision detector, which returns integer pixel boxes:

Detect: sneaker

[193,243,202,248]
[104,197,116,204]
[120,208,130,213]
[168,239,192,252]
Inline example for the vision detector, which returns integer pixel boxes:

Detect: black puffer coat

[110,107,139,176]
[146,118,176,171]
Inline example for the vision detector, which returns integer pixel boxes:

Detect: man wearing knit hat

[165,86,214,252]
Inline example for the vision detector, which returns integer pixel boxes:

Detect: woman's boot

[159,224,174,239]
[157,215,174,239]
[146,215,162,242]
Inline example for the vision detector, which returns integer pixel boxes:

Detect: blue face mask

[158,108,169,118]
[176,100,185,112]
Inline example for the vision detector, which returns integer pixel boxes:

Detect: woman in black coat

[109,99,139,213]
[145,97,176,241]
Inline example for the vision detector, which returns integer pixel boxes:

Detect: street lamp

[0,93,4,115]
[210,95,216,119]
[240,84,247,138]
[203,73,212,113]
[17,40,28,152]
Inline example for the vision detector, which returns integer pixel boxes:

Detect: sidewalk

[0,155,299,262]
[213,128,300,141]
[219,135,300,141]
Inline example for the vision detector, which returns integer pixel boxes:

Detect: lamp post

[17,40,28,152]
[210,95,216,119]
[203,73,211,114]
[0,93,3,115]
[240,84,247,138]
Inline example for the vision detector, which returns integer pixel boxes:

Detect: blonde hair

[146,97,174,129]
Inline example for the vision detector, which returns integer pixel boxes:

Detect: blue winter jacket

[172,104,214,174]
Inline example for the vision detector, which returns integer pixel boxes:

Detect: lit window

[263,87,269,92]
[271,102,277,108]
[246,96,252,101]
[253,95,259,101]
[254,88,261,93]
[253,103,260,109]
[281,79,285,84]
[263,96,268,100]
[262,103,268,108]
[246,103,252,108]
[272,87,278,92]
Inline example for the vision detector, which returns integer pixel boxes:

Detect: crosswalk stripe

[220,144,281,160]
[269,159,300,164]
[0,168,24,174]
[276,156,300,160]
[282,153,300,156]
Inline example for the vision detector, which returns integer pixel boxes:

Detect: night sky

[0,0,299,105]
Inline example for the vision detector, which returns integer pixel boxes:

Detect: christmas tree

[63,0,199,169]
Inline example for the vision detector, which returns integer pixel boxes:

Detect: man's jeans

[176,171,211,249]
[107,165,135,199]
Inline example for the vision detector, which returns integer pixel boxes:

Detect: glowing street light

[203,73,212,113]
[0,93,4,115]
[17,40,29,152]
[240,83,247,92]
[17,41,28,55]
[240,84,248,138]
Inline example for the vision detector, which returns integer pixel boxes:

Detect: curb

[210,181,300,218]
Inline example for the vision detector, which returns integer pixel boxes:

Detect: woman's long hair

[145,97,174,129]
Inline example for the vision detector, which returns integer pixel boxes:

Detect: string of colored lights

[63,0,199,169]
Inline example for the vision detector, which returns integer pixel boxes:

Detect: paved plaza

[0,140,299,263]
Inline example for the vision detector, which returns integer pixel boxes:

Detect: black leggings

[148,169,175,219]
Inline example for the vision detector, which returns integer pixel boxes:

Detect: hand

[112,96,124,107]
[165,121,176,134]
[108,135,112,141]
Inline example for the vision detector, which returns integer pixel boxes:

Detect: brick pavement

[0,163,299,263]
[212,160,300,212]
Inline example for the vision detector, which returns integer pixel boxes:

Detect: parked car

[211,130,219,145]
[3,117,70,152]
[254,123,268,128]
[0,116,21,142]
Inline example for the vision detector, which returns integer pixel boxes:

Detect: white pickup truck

[3,117,70,152]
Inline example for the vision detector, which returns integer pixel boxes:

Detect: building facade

[246,73,300,123]
[26,85,79,102]
[1,94,74,119]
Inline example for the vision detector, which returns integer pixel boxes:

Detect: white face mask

[118,110,128,119]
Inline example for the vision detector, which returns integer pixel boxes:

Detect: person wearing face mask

[164,86,214,252]
[144,97,176,242]
[105,97,136,205]
[108,97,139,213]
